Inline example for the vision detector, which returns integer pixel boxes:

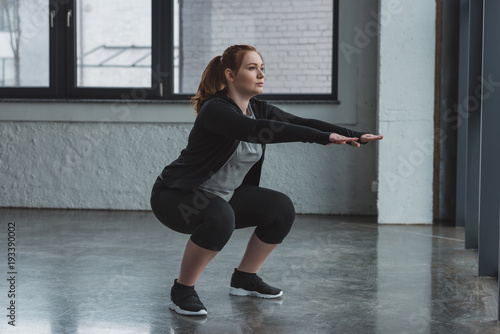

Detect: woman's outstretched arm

[263,102,382,146]
[199,99,359,145]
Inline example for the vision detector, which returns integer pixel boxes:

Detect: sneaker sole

[168,301,208,316]
[229,287,283,299]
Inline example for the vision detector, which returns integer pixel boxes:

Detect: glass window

[76,0,152,88]
[0,0,49,87]
[175,0,334,95]
[0,0,338,100]
[0,0,14,31]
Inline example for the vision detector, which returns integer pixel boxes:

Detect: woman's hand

[348,133,384,147]
[328,133,359,145]
[328,133,383,147]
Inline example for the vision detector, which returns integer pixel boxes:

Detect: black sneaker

[229,268,283,298]
[169,279,208,316]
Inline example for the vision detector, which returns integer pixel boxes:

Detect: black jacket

[159,90,367,193]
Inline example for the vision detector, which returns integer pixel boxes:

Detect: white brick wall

[179,0,334,94]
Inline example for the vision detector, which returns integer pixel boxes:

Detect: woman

[150,45,383,316]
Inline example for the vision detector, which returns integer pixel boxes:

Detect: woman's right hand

[327,133,360,146]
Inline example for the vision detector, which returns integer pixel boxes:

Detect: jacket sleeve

[199,99,332,145]
[263,102,369,143]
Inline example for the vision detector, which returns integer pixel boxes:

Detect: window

[0,0,15,32]
[76,1,152,88]
[0,0,48,87]
[0,0,338,101]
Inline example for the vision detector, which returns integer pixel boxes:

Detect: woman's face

[230,51,265,98]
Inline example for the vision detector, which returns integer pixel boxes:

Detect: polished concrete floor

[0,208,499,334]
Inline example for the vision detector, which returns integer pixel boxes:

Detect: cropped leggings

[150,178,296,251]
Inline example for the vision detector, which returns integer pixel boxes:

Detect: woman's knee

[256,192,296,244]
[277,192,296,224]
[190,197,236,251]
[151,187,236,250]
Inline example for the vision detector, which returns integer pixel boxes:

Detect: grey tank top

[198,104,263,201]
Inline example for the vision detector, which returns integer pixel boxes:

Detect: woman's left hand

[350,133,384,147]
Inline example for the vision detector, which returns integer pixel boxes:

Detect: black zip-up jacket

[159,90,367,193]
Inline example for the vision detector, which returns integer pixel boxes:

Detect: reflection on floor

[0,208,499,334]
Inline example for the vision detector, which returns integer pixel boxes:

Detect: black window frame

[0,0,339,102]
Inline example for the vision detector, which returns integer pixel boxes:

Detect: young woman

[150,45,383,316]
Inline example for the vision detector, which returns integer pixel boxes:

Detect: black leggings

[150,178,295,251]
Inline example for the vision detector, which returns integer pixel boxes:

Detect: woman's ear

[225,68,235,82]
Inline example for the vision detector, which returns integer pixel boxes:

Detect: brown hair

[191,45,262,113]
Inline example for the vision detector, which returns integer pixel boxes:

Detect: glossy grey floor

[0,208,499,334]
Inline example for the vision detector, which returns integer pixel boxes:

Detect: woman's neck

[226,88,250,115]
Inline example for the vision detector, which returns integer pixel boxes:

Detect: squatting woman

[150,45,383,316]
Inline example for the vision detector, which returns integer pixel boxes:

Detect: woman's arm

[264,102,368,141]
[199,99,359,145]
[264,102,383,146]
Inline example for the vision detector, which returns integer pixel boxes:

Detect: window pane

[176,0,333,95]
[0,0,49,87]
[76,0,151,88]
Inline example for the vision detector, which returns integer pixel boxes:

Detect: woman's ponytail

[191,45,261,114]
[191,55,225,113]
